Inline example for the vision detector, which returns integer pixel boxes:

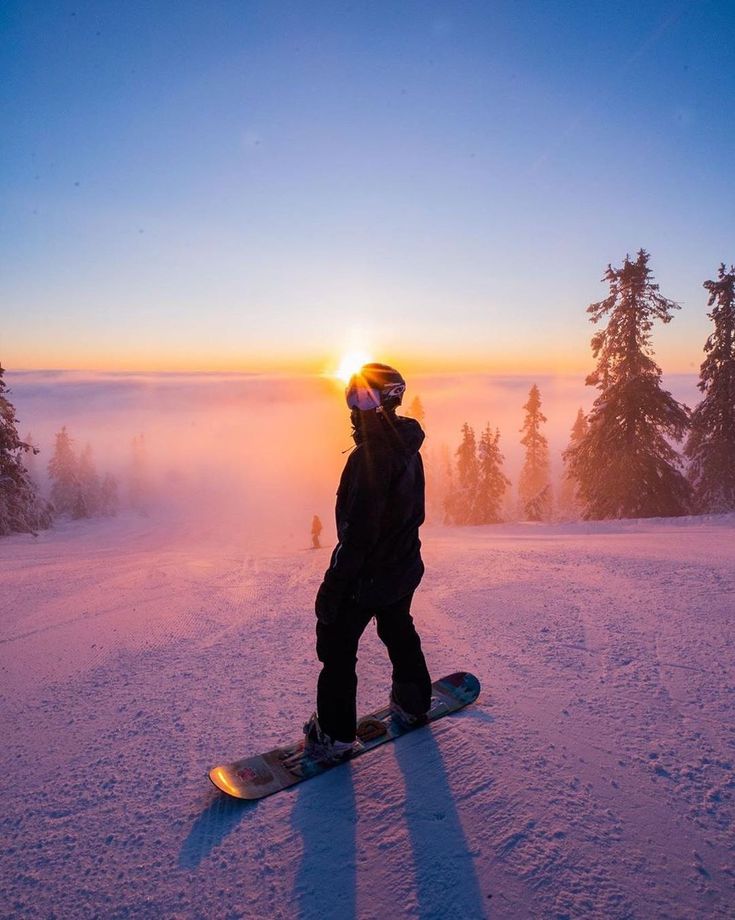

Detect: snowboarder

[303,363,432,761]
[310,514,323,549]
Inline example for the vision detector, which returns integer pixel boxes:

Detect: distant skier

[310,514,323,549]
[303,363,432,761]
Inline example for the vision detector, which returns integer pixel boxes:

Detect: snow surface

[1,513,734,919]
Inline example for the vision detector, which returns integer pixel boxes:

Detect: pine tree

[567,249,691,519]
[0,365,51,535]
[519,384,551,521]
[406,395,426,428]
[23,432,43,490]
[100,474,120,516]
[445,423,478,524]
[685,264,735,512]
[524,486,552,522]
[559,409,588,517]
[475,425,510,524]
[48,426,80,516]
[78,443,102,516]
[72,485,88,520]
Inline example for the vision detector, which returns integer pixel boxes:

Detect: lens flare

[336,350,373,383]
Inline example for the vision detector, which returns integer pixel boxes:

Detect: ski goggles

[345,375,406,411]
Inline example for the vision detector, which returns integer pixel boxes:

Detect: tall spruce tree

[406,395,426,428]
[519,384,551,521]
[475,425,510,524]
[48,426,79,515]
[23,432,40,487]
[445,423,478,524]
[567,249,690,519]
[560,409,588,517]
[78,443,102,516]
[685,264,735,511]
[100,473,120,516]
[0,365,51,535]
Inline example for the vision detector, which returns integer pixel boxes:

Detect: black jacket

[321,412,426,608]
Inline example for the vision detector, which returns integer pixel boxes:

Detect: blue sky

[2,1,734,371]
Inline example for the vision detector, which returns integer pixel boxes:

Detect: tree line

[0,368,52,536]
[1,250,733,534]
[427,252,735,524]
[0,366,152,536]
[45,426,120,519]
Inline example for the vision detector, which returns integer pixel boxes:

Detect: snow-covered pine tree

[71,485,88,520]
[48,426,79,516]
[78,443,102,516]
[518,384,551,521]
[475,425,510,524]
[444,423,478,524]
[559,409,588,517]
[23,432,40,487]
[100,473,120,516]
[406,395,426,428]
[685,264,735,512]
[524,485,552,522]
[0,365,52,535]
[567,249,691,519]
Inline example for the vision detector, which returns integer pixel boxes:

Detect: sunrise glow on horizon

[4,334,703,378]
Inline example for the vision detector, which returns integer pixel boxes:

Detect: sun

[335,350,373,383]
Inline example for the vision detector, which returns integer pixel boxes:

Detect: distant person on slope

[310,514,323,549]
[303,363,432,761]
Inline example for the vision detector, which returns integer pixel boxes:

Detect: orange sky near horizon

[2,332,701,378]
[0,350,601,377]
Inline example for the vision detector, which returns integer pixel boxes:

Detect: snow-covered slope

[1,514,734,919]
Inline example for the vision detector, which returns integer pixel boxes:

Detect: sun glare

[336,350,372,383]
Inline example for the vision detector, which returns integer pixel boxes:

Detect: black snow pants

[315,591,432,743]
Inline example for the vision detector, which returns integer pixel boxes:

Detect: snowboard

[208,671,480,800]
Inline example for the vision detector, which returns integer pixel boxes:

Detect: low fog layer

[8,369,701,544]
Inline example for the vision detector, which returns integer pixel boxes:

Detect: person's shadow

[182,715,488,918]
[394,721,488,918]
[290,763,358,919]
[289,716,488,920]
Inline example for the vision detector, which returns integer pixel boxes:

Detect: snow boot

[389,689,429,727]
[302,713,355,762]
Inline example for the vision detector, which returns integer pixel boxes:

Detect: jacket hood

[352,410,425,453]
[392,415,425,453]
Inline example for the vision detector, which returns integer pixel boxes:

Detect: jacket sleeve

[321,446,392,599]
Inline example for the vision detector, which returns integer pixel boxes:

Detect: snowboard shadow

[178,790,257,869]
[290,763,358,920]
[394,722,487,918]
[465,706,495,726]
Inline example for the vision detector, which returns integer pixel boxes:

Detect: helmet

[345,363,406,412]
